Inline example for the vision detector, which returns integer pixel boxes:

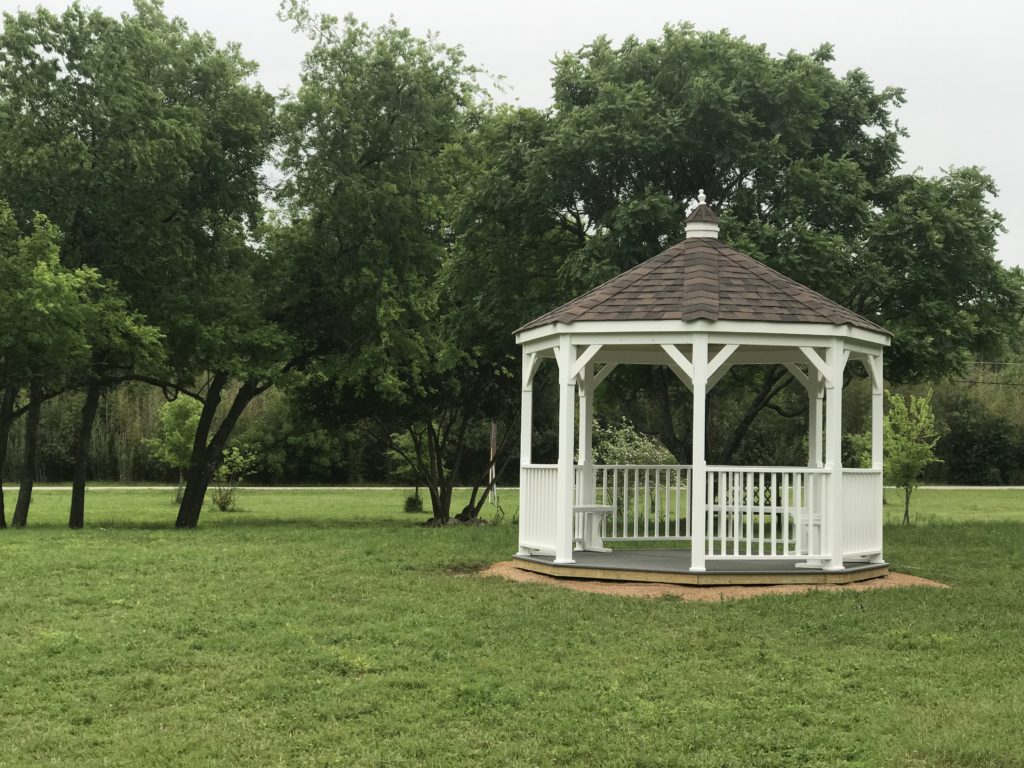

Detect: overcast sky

[4,0,1022,266]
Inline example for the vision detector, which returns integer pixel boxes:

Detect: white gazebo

[514,192,891,585]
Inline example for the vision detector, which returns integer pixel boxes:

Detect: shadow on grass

[3,515,497,533]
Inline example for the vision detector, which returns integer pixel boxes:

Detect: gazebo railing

[842,469,883,557]
[590,465,692,541]
[702,467,829,558]
[520,464,558,553]
[522,463,882,562]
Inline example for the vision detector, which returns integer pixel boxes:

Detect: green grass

[1,488,1023,767]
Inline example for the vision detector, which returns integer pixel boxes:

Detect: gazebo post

[577,363,595,507]
[554,337,577,564]
[808,370,824,468]
[689,333,708,572]
[517,348,536,557]
[870,353,884,471]
[824,339,845,570]
[869,351,885,563]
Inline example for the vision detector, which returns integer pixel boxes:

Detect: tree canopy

[0,9,1021,525]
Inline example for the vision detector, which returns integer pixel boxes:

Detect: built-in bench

[573,504,615,552]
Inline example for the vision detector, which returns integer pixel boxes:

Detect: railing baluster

[686,468,692,538]
[707,470,714,557]
[718,471,725,556]
[674,468,681,538]
[780,472,788,556]
[663,469,670,537]
[796,473,805,556]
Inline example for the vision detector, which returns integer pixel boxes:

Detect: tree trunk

[653,368,686,462]
[69,381,103,529]
[11,382,42,528]
[176,376,260,529]
[717,366,788,464]
[0,385,19,530]
[903,486,911,525]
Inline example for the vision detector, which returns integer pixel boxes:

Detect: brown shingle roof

[685,202,720,224]
[519,238,888,334]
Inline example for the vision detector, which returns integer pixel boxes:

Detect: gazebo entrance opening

[514,193,889,586]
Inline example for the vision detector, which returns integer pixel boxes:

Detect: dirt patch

[481,561,948,601]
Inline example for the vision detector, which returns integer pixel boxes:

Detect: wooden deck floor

[513,549,888,586]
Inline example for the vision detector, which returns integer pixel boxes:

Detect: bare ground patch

[481,560,948,601]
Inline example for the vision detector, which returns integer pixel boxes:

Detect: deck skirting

[513,549,888,586]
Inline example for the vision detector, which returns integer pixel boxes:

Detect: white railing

[702,467,830,559]
[524,463,879,563]
[520,464,558,553]
[592,465,692,541]
[842,469,883,556]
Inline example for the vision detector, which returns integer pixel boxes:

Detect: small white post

[808,370,824,468]
[824,339,845,571]
[870,354,884,471]
[689,333,708,572]
[520,350,534,467]
[517,348,535,557]
[577,363,595,506]
[555,337,577,564]
[869,351,885,563]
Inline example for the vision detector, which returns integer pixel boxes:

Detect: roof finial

[685,187,720,239]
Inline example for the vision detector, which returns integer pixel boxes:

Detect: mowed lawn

[1,488,1022,767]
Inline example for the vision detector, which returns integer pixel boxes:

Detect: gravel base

[481,561,948,601]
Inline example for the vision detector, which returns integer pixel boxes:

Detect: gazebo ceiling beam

[799,346,834,388]
[665,361,695,393]
[523,351,541,389]
[782,361,810,390]
[707,343,739,381]
[592,362,619,387]
[570,344,604,381]
[660,344,694,381]
[706,362,734,392]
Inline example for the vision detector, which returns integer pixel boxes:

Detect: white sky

[4,0,1022,267]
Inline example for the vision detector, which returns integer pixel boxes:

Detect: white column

[689,333,708,572]
[517,349,535,557]
[808,371,824,468]
[870,353,884,471]
[870,351,885,563]
[824,339,845,571]
[520,350,534,467]
[577,363,595,506]
[555,337,577,564]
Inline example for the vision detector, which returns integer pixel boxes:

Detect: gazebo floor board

[513,549,888,586]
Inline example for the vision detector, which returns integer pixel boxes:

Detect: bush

[403,492,423,513]
[210,445,260,512]
[593,417,677,465]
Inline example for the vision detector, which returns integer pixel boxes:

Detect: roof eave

[516,318,892,348]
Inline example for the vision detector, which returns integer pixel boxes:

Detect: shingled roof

[519,236,887,335]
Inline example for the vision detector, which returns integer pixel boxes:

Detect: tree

[471,25,1023,462]
[276,10,501,523]
[884,390,942,524]
[0,1,275,527]
[0,201,157,527]
[144,397,202,502]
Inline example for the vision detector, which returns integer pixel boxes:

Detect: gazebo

[514,192,890,585]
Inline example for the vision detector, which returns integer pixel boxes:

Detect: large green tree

[276,11,506,522]
[0,1,275,527]
[463,25,1023,463]
[0,201,157,527]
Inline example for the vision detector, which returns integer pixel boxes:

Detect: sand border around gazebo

[482,560,947,602]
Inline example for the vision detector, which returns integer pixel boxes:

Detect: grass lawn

[1,487,1022,767]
